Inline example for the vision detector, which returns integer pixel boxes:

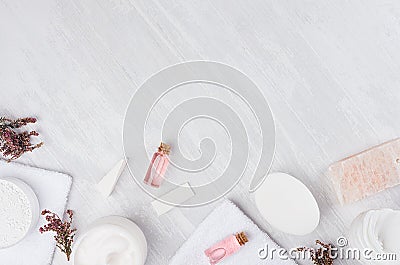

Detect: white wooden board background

[1,0,400,264]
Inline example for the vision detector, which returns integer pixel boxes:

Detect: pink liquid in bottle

[204,232,248,265]
[144,142,170,188]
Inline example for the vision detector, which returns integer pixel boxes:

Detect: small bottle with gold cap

[144,142,171,188]
[204,232,248,265]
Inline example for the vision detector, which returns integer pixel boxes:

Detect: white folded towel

[0,160,72,265]
[169,200,297,265]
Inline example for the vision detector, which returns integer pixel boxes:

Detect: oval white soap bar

[254,172,320,235]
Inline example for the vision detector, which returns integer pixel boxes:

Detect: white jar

[0,177,39,249]
[73,216,147,265]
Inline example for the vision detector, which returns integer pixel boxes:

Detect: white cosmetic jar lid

[0,177,40,249]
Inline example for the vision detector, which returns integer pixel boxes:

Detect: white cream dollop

[74,224,139,265]
[349,209,400,264]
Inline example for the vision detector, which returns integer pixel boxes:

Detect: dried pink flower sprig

[297,240,335,265]
[0,117,43,161]
[39,209,77,261]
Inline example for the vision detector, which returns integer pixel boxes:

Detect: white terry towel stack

[169,200,297,265]
[0,160,72,265]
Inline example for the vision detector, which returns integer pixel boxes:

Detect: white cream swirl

[74,224,141,265]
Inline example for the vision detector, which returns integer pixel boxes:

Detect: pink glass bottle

[204,232,248,265]
[144,142,171,188]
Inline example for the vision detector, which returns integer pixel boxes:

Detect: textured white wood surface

[1,0,400,264]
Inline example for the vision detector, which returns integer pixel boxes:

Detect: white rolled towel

[0,160,72,265]
[169,200,297,265]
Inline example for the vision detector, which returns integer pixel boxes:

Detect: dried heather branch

[0,117,43,161]
[39,209,77,261]
[297,240,335,265]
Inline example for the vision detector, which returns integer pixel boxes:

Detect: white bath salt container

[0,177,39,249]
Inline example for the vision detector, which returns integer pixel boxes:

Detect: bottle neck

[158,142,170,155]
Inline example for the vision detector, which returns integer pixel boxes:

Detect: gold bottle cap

[158,142,171,155]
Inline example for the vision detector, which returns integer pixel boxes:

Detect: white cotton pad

[151,183,195,216]
[254,172,320,235]
[96,159,127,197]
[348,209,400,265]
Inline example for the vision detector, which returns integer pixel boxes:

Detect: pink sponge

[328,138,400,204]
